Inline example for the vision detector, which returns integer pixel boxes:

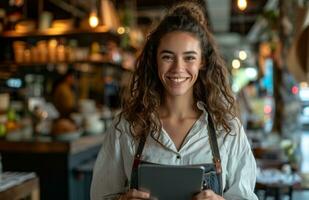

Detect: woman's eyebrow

[159,50,198,55]
[159,50,174,54]
[183,51,198,55]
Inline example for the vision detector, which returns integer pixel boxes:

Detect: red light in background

[264,105,272,114]
[292,86,298,94]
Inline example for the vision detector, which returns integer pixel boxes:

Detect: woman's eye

[162,55,173,61]
[185,56,196,61]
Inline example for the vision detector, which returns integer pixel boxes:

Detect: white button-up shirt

[91,103,258,200]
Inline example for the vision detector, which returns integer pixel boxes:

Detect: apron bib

[129,113,223,196]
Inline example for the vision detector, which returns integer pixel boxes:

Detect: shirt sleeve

[223,122,258,200]
[90,124,127,200]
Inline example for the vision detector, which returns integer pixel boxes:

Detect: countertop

[0,134,104,154]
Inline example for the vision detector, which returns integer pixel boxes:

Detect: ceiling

[2,0,271,58]
[121,0,270,61]
[4,0,269,39]
[127,0,268,35]
[115,0,270,60]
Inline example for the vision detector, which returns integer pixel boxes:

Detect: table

[256,182,294,200]
[255,159,301,200]
[0,135,104,200]
[0,172,39,200]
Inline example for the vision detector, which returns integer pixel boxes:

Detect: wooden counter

[0,172,39,200]
[0,135,104,200]
[0,135,104,154]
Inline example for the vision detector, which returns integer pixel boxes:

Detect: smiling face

[157,31,203,99]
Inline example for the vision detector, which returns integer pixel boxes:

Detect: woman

[91,1,258,200]
[52,69,76,118]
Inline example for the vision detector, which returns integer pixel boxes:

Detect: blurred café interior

[1,0,309,199]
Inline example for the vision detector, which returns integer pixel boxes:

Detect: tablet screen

[138,164,204,200]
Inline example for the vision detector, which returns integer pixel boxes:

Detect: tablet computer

[138,164,204,200]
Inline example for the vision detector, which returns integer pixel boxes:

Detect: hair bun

[167,0,207,26]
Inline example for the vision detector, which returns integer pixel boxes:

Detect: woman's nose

[172,57,184,70]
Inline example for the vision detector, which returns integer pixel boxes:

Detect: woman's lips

[166,76,189,83]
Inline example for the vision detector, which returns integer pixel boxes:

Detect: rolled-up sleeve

[223,124,258,200]
[90,125,127,200]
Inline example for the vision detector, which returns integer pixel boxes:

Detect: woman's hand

[192,190,225,200]
[119,189,150,200]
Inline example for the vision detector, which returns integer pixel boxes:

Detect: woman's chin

[165,89,191,97]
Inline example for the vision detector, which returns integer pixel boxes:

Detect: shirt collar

[150,101,209,152]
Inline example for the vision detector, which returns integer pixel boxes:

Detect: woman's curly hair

[117,0,236,138]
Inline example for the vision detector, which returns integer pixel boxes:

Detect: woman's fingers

[192,190,224,200]
[193,190,212,199]
[129,189,150,199]
[121,189,150,199]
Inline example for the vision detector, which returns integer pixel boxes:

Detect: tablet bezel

[138,164,205,200]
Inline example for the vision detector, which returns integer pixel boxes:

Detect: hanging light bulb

[89,11,99,28]
[239,50,247,60]
[232,59,241,69]
[237,0,247,11]
[117,26,125,35]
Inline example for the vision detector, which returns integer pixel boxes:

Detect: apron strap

[130,134,146,189]
[207,113,222,174]
[207,113,223,195]
[134,134,147,161]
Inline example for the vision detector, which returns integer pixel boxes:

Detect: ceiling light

[237,0,247,11]
[232,59,241,69]
[117,26,125,35]
[89,11,99,28]
[239,50,247,60]
[245,67,257,79]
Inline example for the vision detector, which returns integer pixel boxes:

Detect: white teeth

[168,77,187,83]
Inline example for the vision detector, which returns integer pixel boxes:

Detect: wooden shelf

[0,60,120,66]
[0,26,118,39]
[0,61,130,72]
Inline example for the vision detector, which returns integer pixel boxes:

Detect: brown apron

[129,113,223,196]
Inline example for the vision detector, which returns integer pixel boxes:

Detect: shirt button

[176,155,181,159]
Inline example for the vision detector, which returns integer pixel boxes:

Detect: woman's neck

[160,95,199,119]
